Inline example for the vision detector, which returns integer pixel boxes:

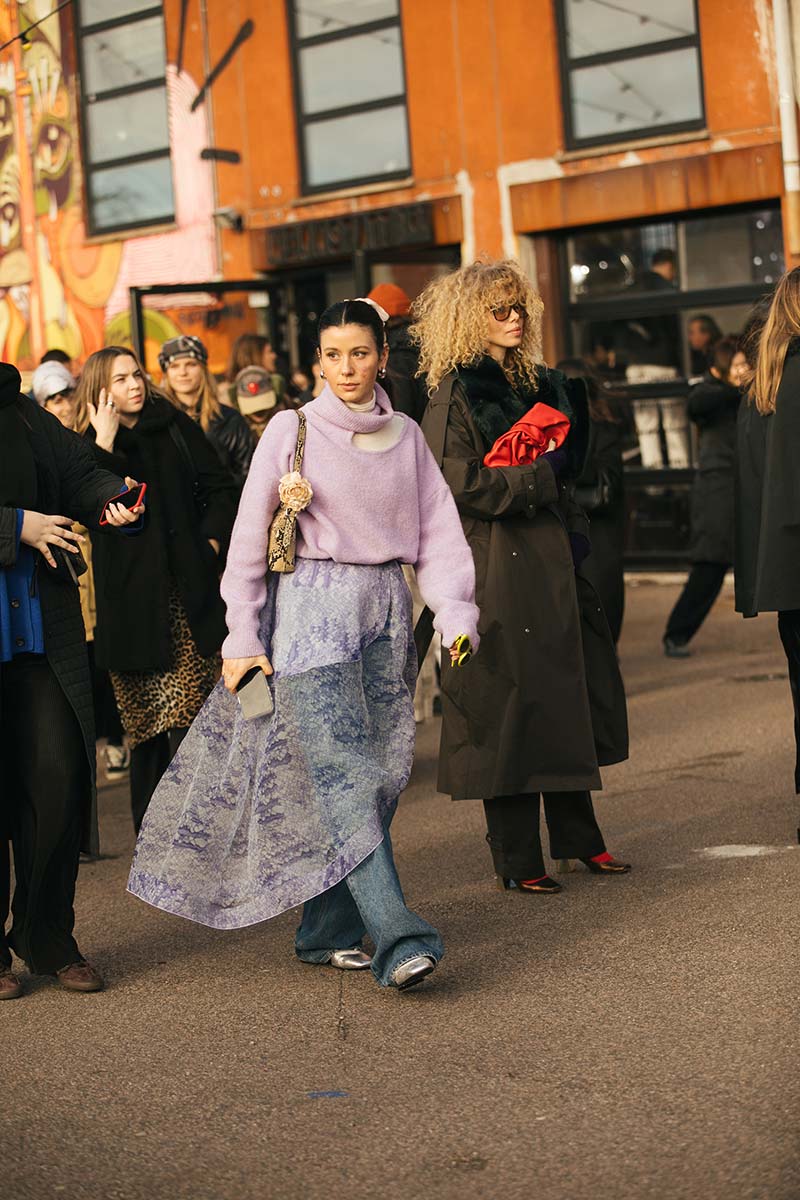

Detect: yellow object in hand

[451,634,473,667]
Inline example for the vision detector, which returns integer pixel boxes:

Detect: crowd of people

[1,259,798,1001]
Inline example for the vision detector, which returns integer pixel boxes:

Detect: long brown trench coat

[421,368,629,801]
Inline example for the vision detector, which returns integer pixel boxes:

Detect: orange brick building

[0,2,795,556]
[0,0,791,373]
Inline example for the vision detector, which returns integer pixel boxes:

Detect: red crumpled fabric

[483,402,571,467]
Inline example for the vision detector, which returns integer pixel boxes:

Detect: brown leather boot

[0,968,23,1000]
[55,961,105,993]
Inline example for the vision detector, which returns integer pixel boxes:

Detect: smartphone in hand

[235,666,274,720]
[100,482,148,525]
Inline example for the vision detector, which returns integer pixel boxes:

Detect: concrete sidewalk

[4,580,799,1200]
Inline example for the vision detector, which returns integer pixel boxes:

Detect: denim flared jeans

[294,824,443,987]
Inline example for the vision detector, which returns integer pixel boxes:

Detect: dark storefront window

[561,203,784,564]
[288,1,411,193]
[75,2,174,234]
[276,251,459,373]
[555,0,705,149]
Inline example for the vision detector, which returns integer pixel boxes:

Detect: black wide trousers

[129,727,188,833]
[483,791,606,879]
[0,655,85,974]
[664,562,728,647]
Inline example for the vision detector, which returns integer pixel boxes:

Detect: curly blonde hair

[410,259,544,393]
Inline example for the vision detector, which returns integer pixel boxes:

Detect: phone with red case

[100,482,147,525]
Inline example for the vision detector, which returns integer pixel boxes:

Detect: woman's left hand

[449,635,473,666]
[104,476,145,527]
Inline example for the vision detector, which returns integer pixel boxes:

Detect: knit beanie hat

[158,335,208,371]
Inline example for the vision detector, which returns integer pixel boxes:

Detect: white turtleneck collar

[344,390,377,413]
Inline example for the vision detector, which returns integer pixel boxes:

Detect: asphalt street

[4,577,800,1200]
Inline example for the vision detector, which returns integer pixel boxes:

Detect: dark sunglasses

[490,302,527,322]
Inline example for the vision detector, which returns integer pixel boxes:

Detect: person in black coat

[74,346,238,831]
[735,270,800,799]
[415,260,630,895]
[367,283,429,422]
[688,314,724,377]
[0,362,140,999]
[158,335,255,485]
[558,358,626,644]
[663,337,743,656]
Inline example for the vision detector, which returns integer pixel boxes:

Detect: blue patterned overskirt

[127,560,417,928]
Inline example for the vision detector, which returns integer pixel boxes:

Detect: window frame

[554,0,707,151]
[74,2,175,236]
[559,202,783,374]
[286,3,412,195]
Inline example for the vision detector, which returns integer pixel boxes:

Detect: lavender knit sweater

[220,383,479,659]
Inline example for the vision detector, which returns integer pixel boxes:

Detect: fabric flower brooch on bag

[278,470,313,513]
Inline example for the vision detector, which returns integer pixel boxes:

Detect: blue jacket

[0,509,44,662]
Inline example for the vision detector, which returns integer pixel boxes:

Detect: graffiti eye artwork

[34,118,72,207]
[0,91,12,161]
[0,155,21,249]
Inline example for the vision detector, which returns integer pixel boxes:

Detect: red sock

[520,875,549,885]
[590,851,614,864]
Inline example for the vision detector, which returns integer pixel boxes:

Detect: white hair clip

[353,296,390,323]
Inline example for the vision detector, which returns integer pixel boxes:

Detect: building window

[287,1,411,193]
[75,1,174,235]
[555,0,705,149]
[564,205,783,378]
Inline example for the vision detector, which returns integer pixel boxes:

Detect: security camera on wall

[212,206,244,233]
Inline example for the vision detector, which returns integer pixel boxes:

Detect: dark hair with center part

[318,300,386,352]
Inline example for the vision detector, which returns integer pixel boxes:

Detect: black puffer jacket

[206,403,255,484]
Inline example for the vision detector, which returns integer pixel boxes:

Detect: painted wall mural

[0,2,220,377]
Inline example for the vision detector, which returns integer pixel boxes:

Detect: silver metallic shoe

[328,949,372,970]
[391,955,436,990]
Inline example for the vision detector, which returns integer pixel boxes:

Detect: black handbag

[574,477,612,513]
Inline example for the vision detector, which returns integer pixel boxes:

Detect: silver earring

[379,367,386,378]
[319,369,325,378]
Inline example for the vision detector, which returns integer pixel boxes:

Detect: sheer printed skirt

[127,560,417,929]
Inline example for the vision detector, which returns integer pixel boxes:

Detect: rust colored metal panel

[529,235,566,366]
[684,145,784,209]
[432,197,463,247]
[510,145,784,233]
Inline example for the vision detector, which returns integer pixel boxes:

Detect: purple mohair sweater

[220,383,479,659]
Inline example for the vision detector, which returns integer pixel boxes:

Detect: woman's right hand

[20,511,85,569]
[222,655,273,693]
[88,388,119,452]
